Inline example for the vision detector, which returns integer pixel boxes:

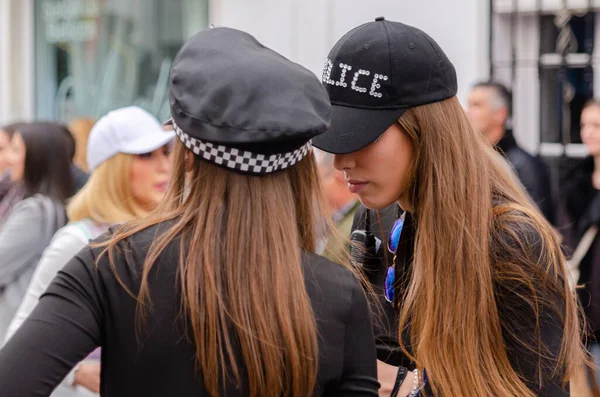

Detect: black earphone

[350,210,382,281]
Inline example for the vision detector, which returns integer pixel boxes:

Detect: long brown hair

[97,140,338,397]
[396,97,587,396]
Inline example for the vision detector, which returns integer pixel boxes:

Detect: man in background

[467,81,555,224]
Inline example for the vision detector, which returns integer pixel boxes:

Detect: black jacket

[497,132,555,224]
[0,222,379,396]
[352,204,568,396]
[560,157,600,339]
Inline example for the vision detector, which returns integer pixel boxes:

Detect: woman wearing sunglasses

[0,28,378,397]
[314,17,587,397]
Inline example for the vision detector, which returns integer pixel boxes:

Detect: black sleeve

[351,205,415,368]
[514,156,555,225]
[494,219,569,396]
[328,279,380,396]
[0,247,103,396]
[499,295,568,396]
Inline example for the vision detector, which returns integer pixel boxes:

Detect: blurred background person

[0,122,75,341]
[68,118,95,174]
[4,106,174,397]
[0,123,26,224]
[467,81,555,224]
[560,98,600,392]
[67,118,95,191]
[314,149,359,259]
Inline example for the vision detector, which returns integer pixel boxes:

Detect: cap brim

[121,130,176,155]
[312,105,406,154]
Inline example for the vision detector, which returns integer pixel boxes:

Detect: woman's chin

[358,197,397,211]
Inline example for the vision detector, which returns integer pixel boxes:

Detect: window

[490,0,598,197]
[34,0,209,122]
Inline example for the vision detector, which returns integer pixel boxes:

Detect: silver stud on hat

[322,58,335,85]
[335,63,352,88]
[322,59,387,98]
[351,69,370,93]
[369,73,388,97]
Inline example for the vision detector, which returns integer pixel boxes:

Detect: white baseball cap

[87,106,175,171]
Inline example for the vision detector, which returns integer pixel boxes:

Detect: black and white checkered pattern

[172,122,312,175]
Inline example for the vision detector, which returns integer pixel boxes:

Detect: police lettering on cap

[313,18,458,154]
[167,27,331,176]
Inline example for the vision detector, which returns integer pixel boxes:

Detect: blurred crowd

[1,74,600,395]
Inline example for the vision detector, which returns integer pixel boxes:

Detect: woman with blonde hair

[314,18,587,396]
[0,28,378,396]
[4,106,174,396]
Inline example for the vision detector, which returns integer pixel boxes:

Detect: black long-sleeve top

[352,205,569,396]
[0,222,379,396]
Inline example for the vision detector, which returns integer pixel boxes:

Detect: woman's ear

[185,151,194,172]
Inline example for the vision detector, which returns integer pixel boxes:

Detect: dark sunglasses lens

[385,266,395,303]
[387,215,405,254]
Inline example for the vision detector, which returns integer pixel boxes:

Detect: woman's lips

[154,182,169,192]
[347,180,368,194]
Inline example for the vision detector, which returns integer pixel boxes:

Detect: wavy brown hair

[395,97,587,396]
[97,140,341,397]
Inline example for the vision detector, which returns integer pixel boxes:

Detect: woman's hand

[377,360,398,396]
[74,362,101,393]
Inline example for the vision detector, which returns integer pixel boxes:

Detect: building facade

[0,0,489,124]
[0,0,209,124]
[10,0,593,206]
[490,0,600,196]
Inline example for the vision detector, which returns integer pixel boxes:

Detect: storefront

[0,0,488,126]
[33,0,208,122]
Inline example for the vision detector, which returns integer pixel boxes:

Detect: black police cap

[312,17,458,154]
[167,27,331,175]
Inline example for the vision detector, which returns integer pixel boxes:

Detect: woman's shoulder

[85,220,179,271]
[6,195,57,219]
[491,202,565,291]
[301,251,365,315]
[492,203,550,256]
[302,251,359,285]
[12,194,64,216]
[53,219,107,246]
[66,219,108,241]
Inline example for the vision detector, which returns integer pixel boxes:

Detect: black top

[0,223,379,396]
[496,131,555,224]
[561,157,600,338]
[352,205,569,396]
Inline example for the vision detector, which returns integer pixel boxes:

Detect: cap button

[375,16,385,22]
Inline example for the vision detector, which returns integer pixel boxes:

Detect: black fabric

[350,205,413,367]
[0,223,379,396]
[351,204,570,396]
[169,27,330,154]
[312,106,404,155]
[560,157,600,339]
[313,17,457,154]
[496,131,555,224]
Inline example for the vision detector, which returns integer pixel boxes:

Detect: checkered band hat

[167,27,330,177]
[172,121,312,175]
